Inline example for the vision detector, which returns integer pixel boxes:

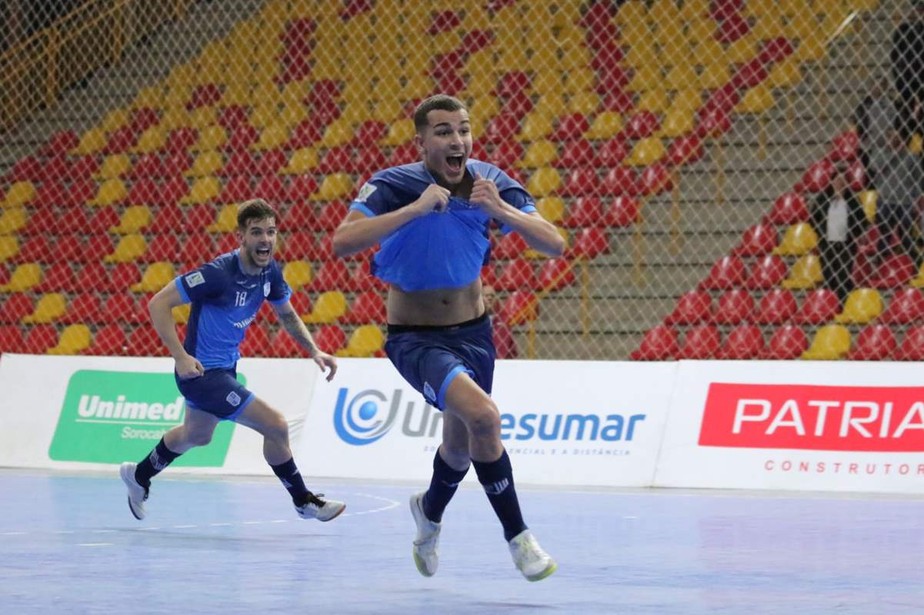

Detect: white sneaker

[508,529,557,581]
[119,462,148,521]
[295,491,345,522]
[409,492,441,577]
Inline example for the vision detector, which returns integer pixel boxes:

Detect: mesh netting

[0,0,921,360]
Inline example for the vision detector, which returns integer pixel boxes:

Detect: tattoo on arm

[277,310,317,356]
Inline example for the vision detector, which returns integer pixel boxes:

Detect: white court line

[78,542,113,547]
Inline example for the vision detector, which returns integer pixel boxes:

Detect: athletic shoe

[508,529,557,581]
[295,491,346,522]
[409,492,441,577]
[119,462,148,521]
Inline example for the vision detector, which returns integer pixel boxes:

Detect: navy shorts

[384,313,495,410]
[175,367,254,421]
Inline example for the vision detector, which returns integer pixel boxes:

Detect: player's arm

[273,300,338,381]
[470,175,565,258]
[332,184,450,257]
[148,282,203,379]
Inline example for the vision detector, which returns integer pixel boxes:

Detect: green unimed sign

[49,370,239,466]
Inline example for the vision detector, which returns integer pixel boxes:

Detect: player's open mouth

[446,154,465,172]
[256,247,271,258]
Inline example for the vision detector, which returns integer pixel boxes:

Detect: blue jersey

[175,250,291,369]
[348,159,537,291]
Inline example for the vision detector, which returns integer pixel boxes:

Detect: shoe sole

[412,551,435,577]
[119,463,145,521]
[524,560,558,582]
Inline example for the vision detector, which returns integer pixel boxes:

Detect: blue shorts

[384,313,495,410]
[175,367,254,421]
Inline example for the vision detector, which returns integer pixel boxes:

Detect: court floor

[0,469,921,614]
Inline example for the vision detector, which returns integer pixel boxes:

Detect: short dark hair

[237,198,278,230]
[413,94,468,132]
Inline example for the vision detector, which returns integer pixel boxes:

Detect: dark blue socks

[134,438,181,487]
[472,449,527,542]
[422,450,470,523]
[270,457,310,505]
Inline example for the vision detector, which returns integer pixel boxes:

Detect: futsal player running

[120,199,345,523]
[332,94,563,581]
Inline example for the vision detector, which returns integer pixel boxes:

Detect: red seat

[630,324,679,360]
[597,138,629,167]
[666,135,705,166]
[483,113,521,144]
[866,253,916,289]
[569,227,610,259]
[744,255,788,290]
[316,201,348,232]
[308,260,350,292]
[23,324,58,354]
[557,139,597,168]
[797,159,834,193]
[89,208,121,235]
[552,113,590,141]
[848,324,897,360]
[765,192,808,225]
[144,234,181,263]
[496,290,539,326]
[560,167,598,197]
[219,175,252,202]
[348,258,386,291]
[495,258,538,291]
[21,209,58,237]
[314,323,347,354]
[240,323,272,357]
[224,125,259,152]
[601,167,638,196]
[178,233,215,264]
[762,325,809,359]
[279,230,319,261]
[538,258,575,291]
[604,196,639,228]
[676,324,720,359]
[0,294,34,324]
[15,236,52,264]
[105,293,144,324]
[563,196,603,228]
[713,289,755,325]
[665,290,714,325]
[125,326,165,356]
[35,263,77,293]
[754,288,798,324]
[716,325,765,360]
[217,234,239,255]
[493,232,528,260]
[622,110,660,140]
[268,327,302,357]
[0,324,26,353]
[342,290,386,324]
[62,292,103,325]
[487,141,524,170]
[733,224,778,257]
[794,288,841,324]
[638,163,673,197]
[880,288,924,324]
[896,326,924,361]
[39,130,79,157]
[85,324,127,355]
[699,255,746,290]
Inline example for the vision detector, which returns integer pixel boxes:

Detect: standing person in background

[891,0,924,141]
[853,76,897,187]
[120,199,345,523]
[809,164,868,302]
[332,94,562,581]
[875,128,924,263]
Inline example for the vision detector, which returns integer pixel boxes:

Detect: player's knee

[467,405,501,441]
[264,412,289,443]
[186,428,214,447]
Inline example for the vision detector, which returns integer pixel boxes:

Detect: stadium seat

[802,324,851,360]
[538,258,575,291]
[143,234,180,264]
[848,324,897,360]
[525,167,561,197]
[131,262,177,293]
[13,236,49,265]
[34,263,77,293]
[597,138,629,168]
[880,288,924,324]
[104,235,147,264]
[0,294,34,323]
[0,208,28,234]
[557,139,597,168]
[496,290,539,326]
[559,167,598,197]
[765,192,808,225]
[518,140,559,168]
[314,323,347,355]
[62,293,103,325]
[601,167,638,197]
[0,236,19,263]
[178,233,216,264]
[0,263,42,292]
[676,324,720,359]
[308,259,350,292]
[713,289,755,325]
[716,325,765,360]
[535,197,565,225]
[0,324,25,353]
[47,324,92,355]
[23,324,59,354]
[312,173,354,201]
[866,253,916,289]
[495,258,538,291]
[895,326,924,361]
[95,154,132,180]
[239,323,272,358]
[834,288,883,325]
[342,290,386,325]
[563,196,603,228]
[282,260,314,291]
[337,324,385,357]
[753,288,797,325]
[743,255,786,290]
[105,293,144,324]
[794,288,841,324]
[665,134,704,166]
[630,324,679,360]
[84,324,127,355]
[762,325,809,359]
[699,255,746,290]
[773,222,818,256]
[3,181,36,207]
[604,196,640,228]
[125,326,165,356]
[781,254,823,290]
[569,227,609,260]
[638,164,673,197]
[185,151,224,178]
[303,290,348,324]
[181,176,221,205]
[625,137,665,167]
[111,205,153,235]
[733,223,778,257]
[22,293,67,324]
[665,290,714,325]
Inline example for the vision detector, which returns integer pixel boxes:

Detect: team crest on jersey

[185,271,205,287]
[423,382,436,403]
[355,182,377,203]
[263,282,271,297]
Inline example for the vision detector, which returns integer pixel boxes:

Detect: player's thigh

[183,405,221,437]
[234,396,287,438]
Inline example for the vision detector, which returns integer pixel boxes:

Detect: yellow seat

[0,236,19,262]
[89,179,128,207]
[336,324,385,358]
[665,65,699,92]
[567,91,600,116]
[910,133,923,155]
[627,67,662,93]
[518,140,559,169]
[185,151,224,178]
[773,222,818,256]
[637,89,671,115]
[858,190,877,223]
[280,148,318,175]
[768,58,803,88]
[111,205,152,234]
[95,154,132,180]
[535,197,565,225]
[303,290,347,324]
[132,126,167,153]
[699,62,731,90]
[192,125,227,152]
[626,137,665,167]
[208,204,239,233]
[180,176,221,205]
[659,106,696,138]
[526,167,562,197]
[72,127,107,155]
[380,118,416,146]
[911,263,924,288]
[22,293,67,324]
[282,260,313,291]
[319,119,354,149]
[312,173,354,202]
[781,253,823,289]
[172,303,190,324]
[517,112,554,142]
[726,36,759,65]
[0,263,42,292]
[584,111,623,140]
[253,123,289,151]
[4,181,36,207]
[802,324,851,360]
[736,84,776,115]
[104,234,147,263]
[48,324,92,355]
[834,288,883,325]
[131,262,177,293]
[0,208,28,234]
[100,108,130,132]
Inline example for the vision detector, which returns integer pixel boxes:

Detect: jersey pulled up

[175,250,291,369]
[348,160,537,291]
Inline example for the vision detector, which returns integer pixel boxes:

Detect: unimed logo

[699,383,924,452]
[49,370,237,465]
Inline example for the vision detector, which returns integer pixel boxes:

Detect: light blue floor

[0,469,921,614]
